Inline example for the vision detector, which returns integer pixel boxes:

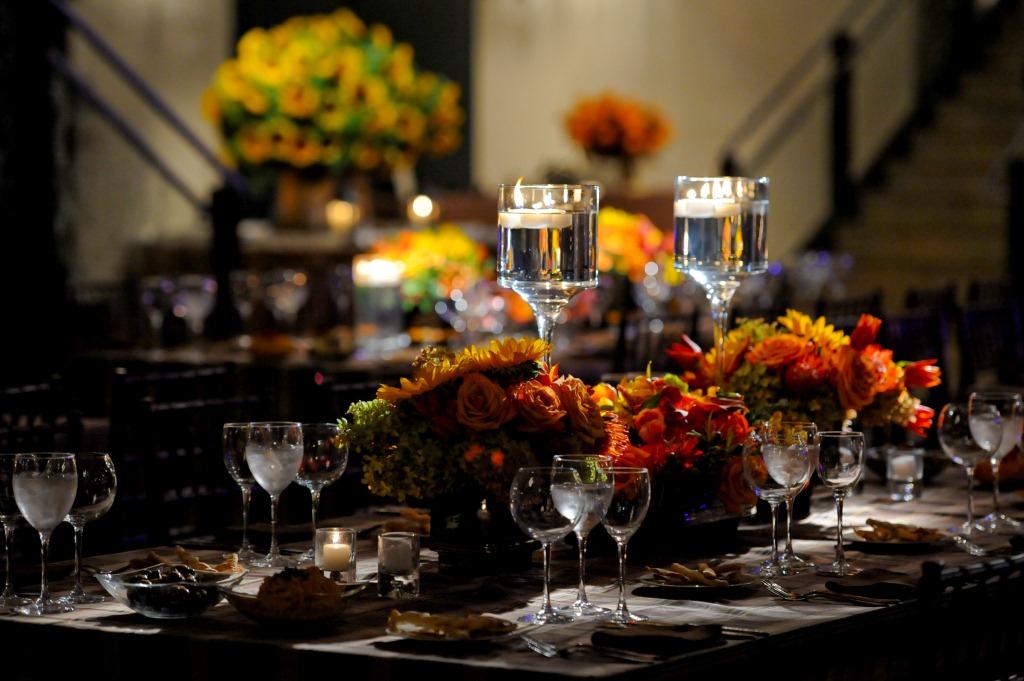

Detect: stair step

[856,201,1005,228]
[837,230,1005,260]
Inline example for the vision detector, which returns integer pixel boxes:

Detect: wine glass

[263,269,310,330]
[601,467,651,625]
[246,422,303,568]
[139,275,173,346]
[968,391,1023,533]
[815,432,865,577]
[59,453,116,605]
[224,423,257,563]
[497,183,599,365]
[172,274,217,339]
[296,423,349,563]
[938,403,991,536]
[0,454,30,609]
[552,454,613,617]
[673,176,769,385]
[768,421,817,575]
[509,467,583,624]
[12,453,77,615]
[230,270,264,330]
[741,426,811,576]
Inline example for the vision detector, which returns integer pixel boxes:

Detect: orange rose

[456,373,514,431]
[617,375,659,412]
[831,346,878,412]
[558,377,607,445]
[590,382,618,410]
[718,456,757,515]
[634,408,666,445]
[508,379,565,432]
[850,314,882,350]
[745,334,809,369]
[784,352,830,395]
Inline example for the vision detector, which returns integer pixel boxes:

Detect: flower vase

[428,494,538,576]
[274,170,374,231]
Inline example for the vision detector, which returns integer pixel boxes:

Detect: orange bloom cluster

[593,373,756,514]
[665,310,941,436]
[597,207,676,283]
[565,93,671,158]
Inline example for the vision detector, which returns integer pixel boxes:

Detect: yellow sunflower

[378,359,461,403]
[777,309,848,350]
[459,338,549,373]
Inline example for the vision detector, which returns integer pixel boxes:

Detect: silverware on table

[760,579,897,606]
[948,534,987,557]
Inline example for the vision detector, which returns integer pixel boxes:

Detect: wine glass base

[601,611,648,625]
[294,548,315,565]
[519,610,576,625]
[237,546,260,565]
[816,561,860,578]
[747,559,783,577]
[555,601,612,618]
[979,512,1023,534]
[57,592,108,605]
[778,553,814,576]
[17,599,75,616]
[0,594,31,609]
[249,552,295,569]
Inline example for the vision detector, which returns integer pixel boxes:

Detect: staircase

[835,8,1024,309]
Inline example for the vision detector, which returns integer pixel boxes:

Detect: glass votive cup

[315,527,356,582]
[886,447,925,502]
[377,531,420,599]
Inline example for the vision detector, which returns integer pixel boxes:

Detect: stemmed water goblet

[938,403,991,536]
[172,274,217,340]
[59,453,116,605]
[497,183,599,365]
[741,426,812,576]
[673,176,769,385]
[12,453,78,615]
[0,454,30,609]
[815,432,865,577]
[769,421,817,575]
[296,423,349,563]
[601,467,651,625]
[551,454,613,617]
[263,269,310,330]
[224,423,257,563]
[509,467,583,624]
[968,391,1023,533]
[246,422,304,568]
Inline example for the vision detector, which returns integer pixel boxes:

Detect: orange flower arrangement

[596,207,677,283]
[666,310,940,436]
[566,93,671,158]
[346,337,624,501]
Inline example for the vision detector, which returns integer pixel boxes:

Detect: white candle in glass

[320,542,352,571]
[353,256,404,287]
[498,208,572,229]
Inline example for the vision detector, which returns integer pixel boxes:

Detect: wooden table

[3,473,1023,680]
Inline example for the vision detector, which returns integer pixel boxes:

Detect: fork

[949,534,987,557]
[760,579,894,606]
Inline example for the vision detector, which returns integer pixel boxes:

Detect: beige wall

[67,0,232,285]
[472,0,918,260]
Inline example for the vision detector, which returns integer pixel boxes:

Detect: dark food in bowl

[119,565,233,618]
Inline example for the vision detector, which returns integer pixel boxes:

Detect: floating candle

[498,208,573,230]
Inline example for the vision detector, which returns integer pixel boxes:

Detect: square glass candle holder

[886,447,925,502]
[352,255,408,357]
[377,532,420,599]
[315,527,356,582]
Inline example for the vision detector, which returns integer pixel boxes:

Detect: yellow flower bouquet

[203,9,464,173]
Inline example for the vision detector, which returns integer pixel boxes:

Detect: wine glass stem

[834,491,846,566]
[784,498,795,557]
[965,466,975,529]
[310,488,322,544]
[615,540,629,618]
[705,283,739,386]
[71,524,84,596]
[991,457,1001,515]
[269,495,280,558]
[240,486,252,551]
[533,309,556,366]
[541,542,554,615]
[38,532,51,604]
[575,531,589,605]
[2,522,15,597]
[768,500,780,565]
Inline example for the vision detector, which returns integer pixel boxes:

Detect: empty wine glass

[768,421,817,575]
[172,274,217,339]
[816,432,865,577]
[263,269,310,330]
[230,270,264,330]
[13,453,77,615]
[742,426,811,576]
[0,454,30,609]
[246,422,303,568]
[968,391,1023,533]
[509,467,583,625]
[224,423,257,563]
[601,467,651,625]
[938,403,990,536]
[552,454,613,617]
[139,275,174,345]
[497,183,599,365]
[296,423,349,563]
[59,453,116,605]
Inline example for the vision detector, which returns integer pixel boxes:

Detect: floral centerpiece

[597,207,676,284]
[666,310,940,434]
[565,93,671,189]
[202,9,463,174]
[591,373,757,525]
[370,223,493,314]
[345,338,627,503]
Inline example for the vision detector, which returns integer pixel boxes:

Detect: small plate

[385,619,534,643]
[221,583,365,626]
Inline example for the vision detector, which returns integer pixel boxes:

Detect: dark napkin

[824,568,917,601]
[590,624,723,658]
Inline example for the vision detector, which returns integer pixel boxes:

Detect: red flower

[666,334,703,370]
[717,411,751,445]
[903,359,942,389]
[907,404,935,438]
[850,314,882,351]
[634,408,666,445]
[784,352,830,395]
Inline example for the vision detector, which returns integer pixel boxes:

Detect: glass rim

[969,391,1023,400]
[315,526,355,535]
[247,421,302,427]
[497,182,599,190]
[552,454,613,460]
[12,452,76,459]
[224,422,249,428]
[674,175,769,184]
[379,531,419,539]
[817,430,864,437]
[301,422,345,429]
[605,466,649,473]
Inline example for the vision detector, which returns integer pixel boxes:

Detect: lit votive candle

[315,527,357,582]
[673,178,743,218]
[353,255,404,287]
[321,543,352,571]
[498,208,572,230]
